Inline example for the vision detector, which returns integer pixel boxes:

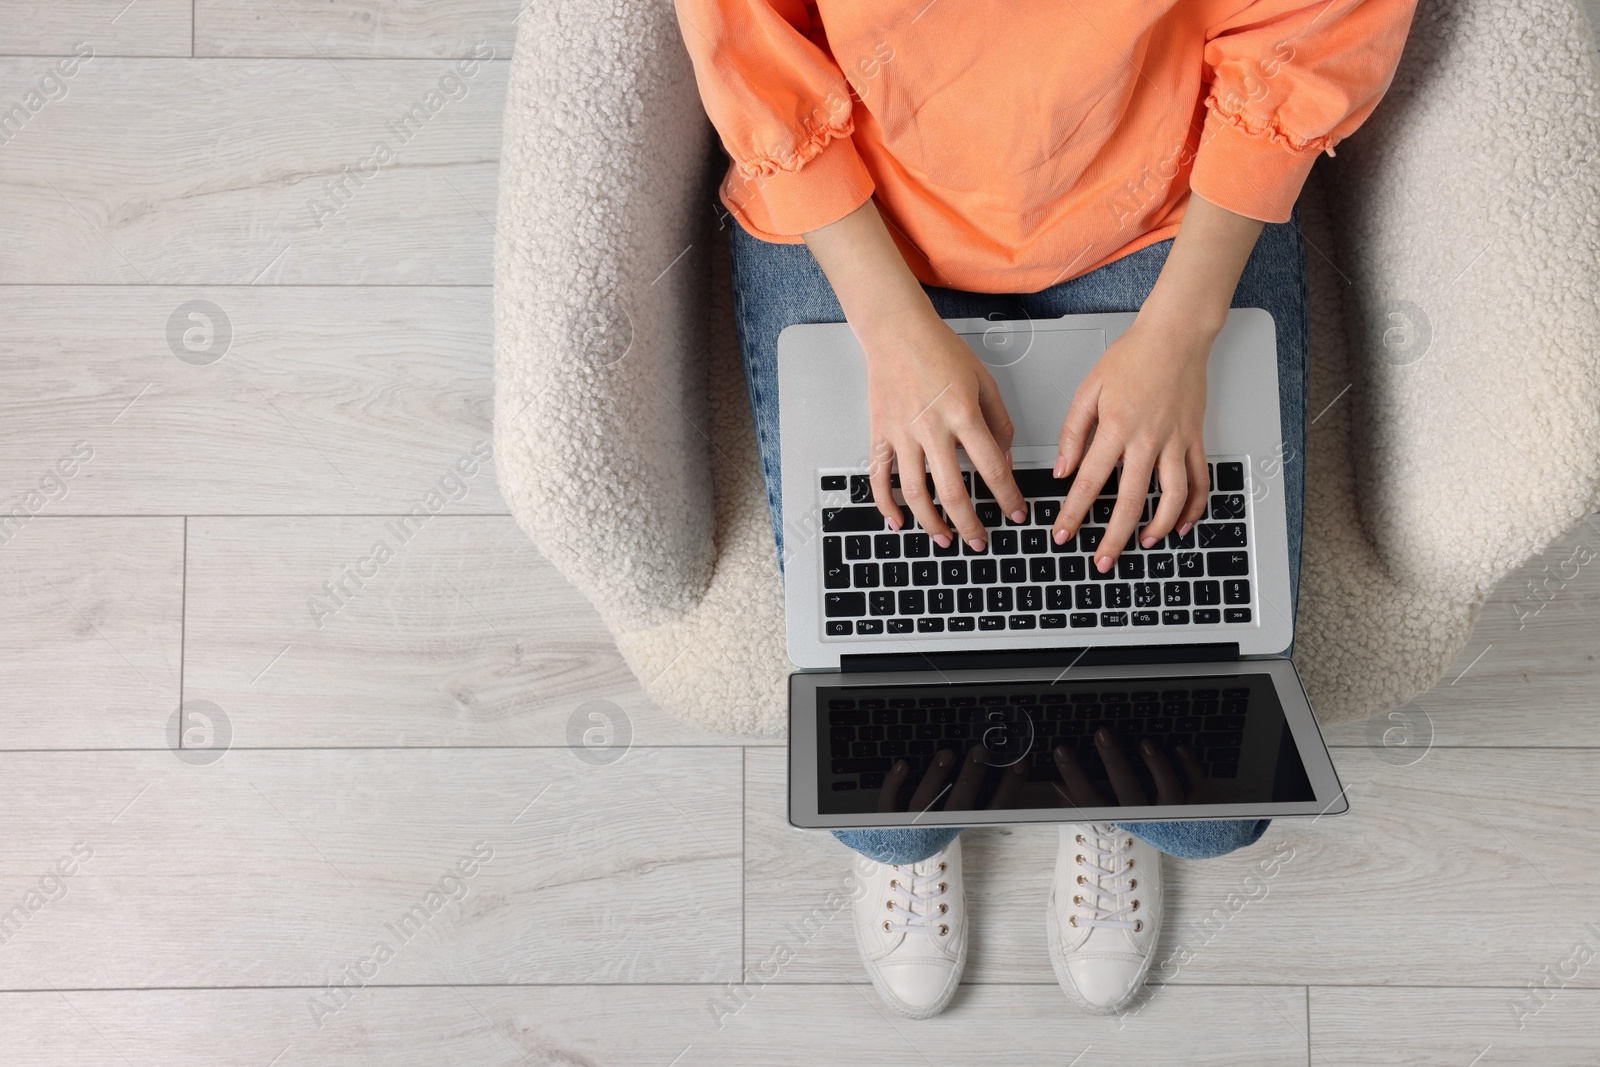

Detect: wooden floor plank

[0,58,503,285]
[1312,986,1600,1067]
[0,286,500,515]
[0,518,182,749]
[183,515,756,748]
[0,984,1309,1066]
[195,0,519,58]
[0,2,191,56]
[0,748,741,989]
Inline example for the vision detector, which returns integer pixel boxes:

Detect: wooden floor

[2,4,1599,1064]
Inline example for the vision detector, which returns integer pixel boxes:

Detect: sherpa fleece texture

[494,0,1600,738]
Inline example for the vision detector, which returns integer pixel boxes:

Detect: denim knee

[832,827,964,865]
[1117,819,1271,860]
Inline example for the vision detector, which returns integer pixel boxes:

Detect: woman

[674,0,1415,1018]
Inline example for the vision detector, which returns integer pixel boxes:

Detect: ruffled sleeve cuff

[1188,94,1335,224]
[720,120,876,239]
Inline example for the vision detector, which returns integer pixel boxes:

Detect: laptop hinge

[838,643,1241,674]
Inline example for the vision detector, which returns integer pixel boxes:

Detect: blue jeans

[728,212,1308,864]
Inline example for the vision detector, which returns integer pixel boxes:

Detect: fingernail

[933,533,952,549]
[887,516,902,532]
[1010,508,1028,523]
[1178,521,1193,536]
[1005,449,1013,465]
[1053,528,1067,545]
[1141,739,1156,755]
[1140,535,1157,549]
[937,750,954,766]
[967,537,986,552]
[1053,457,1066,478]
[1096,555,1112,573]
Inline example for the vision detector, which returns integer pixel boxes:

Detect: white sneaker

[850,839,967,1019]
[1047,823,1163,1014]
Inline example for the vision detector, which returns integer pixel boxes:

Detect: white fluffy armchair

[494,0,1600,738]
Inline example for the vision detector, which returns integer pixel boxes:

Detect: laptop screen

[815,672,1313,817]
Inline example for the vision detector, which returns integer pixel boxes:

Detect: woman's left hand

[1049,310,1216,572]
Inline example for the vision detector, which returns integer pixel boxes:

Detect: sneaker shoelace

[1070,824,1143,932]
[882,857,951,937]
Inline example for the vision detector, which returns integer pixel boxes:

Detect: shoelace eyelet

[1076,874,1086,886]
[886,900,895,911]
[882,920,892,932]
[1129,878,1138,889]
[939,924,949,935]
[938,902,948,914]
[1131,899,1140,912]
[1068,915,1078,927]
[937,881,947,893]
[1134,919,1143,932]
[1073,894,1083,906]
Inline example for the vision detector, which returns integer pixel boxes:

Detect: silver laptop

[777,310,1346,829]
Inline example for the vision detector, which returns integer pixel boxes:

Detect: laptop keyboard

[825,684,1250,791]
[816,462,1254,639]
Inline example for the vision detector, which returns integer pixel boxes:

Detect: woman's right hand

[856,308,1028,549]
[802,199,1025,550]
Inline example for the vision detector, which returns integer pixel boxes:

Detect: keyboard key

[1134,582,1160,607]
[933,538,960,557]
[1207,551,1250,576]
[825,564,850,589]
[1194,608,1221,624]
[979,615,1006,630]
[883,562,909,587]
[1046,586,1071,610]
[1000,558,1027,583]
[855,619,883,634]
[1021,529,1048,554]
[1051,531,1077,553]
[854,562,880,587]
[1224,607,1253,623]
[1198,523,1247,549]
[1132,610,1158,625]
[904,533,930,557]
[1167,527,1196,550]
[942,560,969,585]
[1211,493,1246,519]
[1058,556,1087,581]
[1117,555,1144,579]
[1041,613,1067,628]
[1161,609,1190,626]
[887,619,914,633]
[1163,582,1190,606]
[917,617,946,633]
[1070,612,1098,628]
[1101,611,1128,627]
[1106,583,1132,608]
[825,593,866,617]
[1034,500,1060,526]
[1088,557,1116,580]
[1216,462,1245,491]
[976,503,1003,526]
[948,616,976,631]
[833,757,891,773]
[1008,614,1037,629]
[824,507,884,533]
[1195,580,1221,605]
[958,589,983,612]
[962,538,988,556]
[846,535,872,560]
[1014,468,1074,497]
[849,475,872,503]
[1004,509,1028,527]
[913,561,939,586]
[1177,552,1204,577]
[821,475,846,491]
[971,560,998,584]
[1224,579,1251,604]
[824,536,842,565]
[1078,526,1105,553]
[1092,500,1115,523]
[870,591,895,616]
[1075,586,1102,610]
[992,530,1018,554]
[1017,586,1043,611]
[826,620,852,635]
[1148,553,1175,578]
[986,587,1014,613]
[1029,557,1056,582]
[898,590,926,615]
[874,534,900,558]
[929,589,955,614]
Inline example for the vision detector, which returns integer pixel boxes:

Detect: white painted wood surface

[0,5,1596,1064]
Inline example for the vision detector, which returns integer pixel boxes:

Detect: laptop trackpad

[956,326,1106,448]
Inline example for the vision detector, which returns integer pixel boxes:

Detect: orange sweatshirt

[675,0,1416,292]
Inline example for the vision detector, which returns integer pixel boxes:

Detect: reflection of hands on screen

[878,744,1028,815]
[1052,726,1219,808]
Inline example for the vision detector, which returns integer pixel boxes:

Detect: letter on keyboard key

[1216,462,1245,491]
[825,593,867,617]
[1198,523,1247,549]
[1206,551,1250,576]
[823,507,885,532]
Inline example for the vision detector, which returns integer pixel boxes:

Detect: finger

[1095,727,1150,806]
[877,758,913,813]
[986,760,1028,810]
[1178,444,1210,536]
[906,748,959,813]
[1095,454,1153,573]
[960,393,1028,525]
[946,745,990,811]
[1139,738,1188,805]
[1054,433,1121,545]
[868,437,905,532]
[925,437,987,550]
[1055,379,1102,480]
[1174,743,1210,793]
[1052,744,1109,809]
[975,367,1017,457]
[893,440,950,547]
[1141,447,1188,548]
